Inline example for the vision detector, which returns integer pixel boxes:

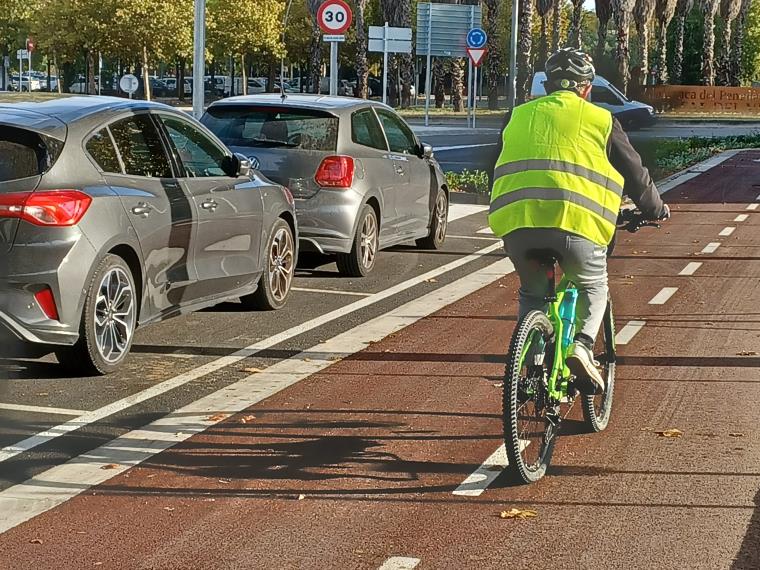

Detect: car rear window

[203,105,338,151]
[0,126,63,182]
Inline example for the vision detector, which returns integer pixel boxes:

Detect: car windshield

[203,105,339,151]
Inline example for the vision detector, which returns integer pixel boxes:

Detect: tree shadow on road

[732,486,760,569]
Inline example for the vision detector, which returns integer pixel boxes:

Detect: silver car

[0,96,297,374]
[202,95,448,276]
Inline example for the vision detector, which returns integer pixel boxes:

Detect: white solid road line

[453,444,508,497]
[0,403,86,416]
[679,262,703,276]
[648,287,678,305]
[719,227,736,237]
[756,193,760,201]
[447,234,500,241]
[747,204,759,210]
[0,257,516,534]
[615,320,646,345]
[291,287,371,297]
[435,142,497,152]
[448,203,488,222]
[0,240,505,464]
[378,557,421,570]
[477,226,494,235]
[734,214,749,222]
[701,242,721,254]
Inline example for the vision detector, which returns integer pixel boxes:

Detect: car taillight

[0,190,92,226]
[34,287,59,320]
[315,156,355,188]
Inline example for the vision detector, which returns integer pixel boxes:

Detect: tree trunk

[673,16,686,82]
[729,0,752,85]
[654,22,670,83]
[451,58,465,111]
[354,0,369,98]
[241,54,248,95]
[54,51,62,94]
[267,56,276,93]
[636,21,650,81]
[701,0,720,85]
[397,0,414,108]
[569,1,584,47]
[309,21,321,93]
[596,0,612,60]
[517,0,535,103]
[142,46,151,101]
[433,58,446,108]
[484,0,502,109]
[539,16,550,63]
[614,9,633,93]
[716,17,733,85]
[551,0,562,52]
[178,58,185,100]
[87,51,96,95]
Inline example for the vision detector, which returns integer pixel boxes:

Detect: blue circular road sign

[467,28,487,49]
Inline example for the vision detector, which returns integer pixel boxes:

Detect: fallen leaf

[297,494,306,500]
[218,478,232,484]
[655,428,683,438]
[426,278,438,283]
[303,357,312,362]
[499,508,538,520]
[206,413,228,422]
[100,463,119,470]
[163,506,175,512]
[729,432,745,437]
[494,382,504,388]
[29,538,43,544]
[36,392,49,397]
[239,414,256,424]
[737,351,758,356]
[241,367,262,374]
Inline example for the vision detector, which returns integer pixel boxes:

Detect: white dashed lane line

[701,242,721,254]
[747,204,758,210]
[291,287,371,297]
[0,403,86,416]
[453,444,508,497]
[734,214,749,222]
[648,287,678,305]
[719,227,736,237]
[378,557,421,570]
[679,262,702,276]
[615,320,647,345]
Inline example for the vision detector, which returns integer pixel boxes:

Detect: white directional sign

[16,49,29,59]
[368,24,414,104]
[119,74,139,97]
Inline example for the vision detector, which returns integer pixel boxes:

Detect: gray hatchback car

[202,95,448,276]
[0,96,297,374]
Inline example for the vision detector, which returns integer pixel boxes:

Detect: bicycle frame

[545,273,576,402]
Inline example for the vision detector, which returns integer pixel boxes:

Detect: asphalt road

[1,151,760,569]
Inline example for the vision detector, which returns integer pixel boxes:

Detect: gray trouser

[503,228,608,341]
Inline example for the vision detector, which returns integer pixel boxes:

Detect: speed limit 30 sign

[317,0,353,34]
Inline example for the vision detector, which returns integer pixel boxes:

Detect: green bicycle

[502,209,659,484]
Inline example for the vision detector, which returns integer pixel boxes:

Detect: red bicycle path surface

[2,152,760,569]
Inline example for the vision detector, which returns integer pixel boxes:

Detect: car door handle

[131,202,150,217]
[200,199,218,211]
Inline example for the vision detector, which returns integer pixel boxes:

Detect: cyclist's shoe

[566,342,604,395]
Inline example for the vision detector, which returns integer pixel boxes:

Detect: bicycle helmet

[545,47,595,91]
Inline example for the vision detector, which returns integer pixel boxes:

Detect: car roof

[209,93,389,112]
[0,95,175,125]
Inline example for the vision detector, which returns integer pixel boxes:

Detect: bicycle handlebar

[617,208,661,233]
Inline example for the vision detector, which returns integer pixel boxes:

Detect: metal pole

[329,41,338,96]
[382,22,388,105]
[473,66,477,128]
[19,53,22,92]
[280,0,294,97]
[424,6,432,127]
[508,0,519,109]
[467,58,473,128]
[98,53,102,95]
[192,0,206,119]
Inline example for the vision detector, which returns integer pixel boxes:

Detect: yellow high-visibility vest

[489,90,625,246]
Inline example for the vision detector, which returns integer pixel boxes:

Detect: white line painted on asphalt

[648,287,678,305]
[378,557,421,570]
[477,226,494,235]
[448,203,488,222]
[747,203,759,210]
[615,321,646,345]
[701,242,721,254]
[447,234,500,241]
[453,444,508,496]
[0,241,505,464]
[719,227,736,237]
[435,143,497,152]
[756,193,760,201]
[0,258,516,534]
[734,214,749,222]
[679,262,702,276]
[292,287,371,297]
[0,403,86,416]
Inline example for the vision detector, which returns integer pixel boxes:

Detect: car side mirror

[223,153,252,177]
[419,143,434,159]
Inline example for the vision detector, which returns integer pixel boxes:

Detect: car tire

[416,188,448,250]
[337,205,379,277]
[56,254,137,376]
[241,218,295,311]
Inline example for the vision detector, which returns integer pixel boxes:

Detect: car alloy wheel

[434,192,448,244]
[93,267,136,364]
[268,225,295,303]
[360,212,378,270]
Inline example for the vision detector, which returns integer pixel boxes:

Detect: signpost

[16,49,28,91]
[317,0,352,96]
[192,0,206,118]
[120,74,139,99]
[466,27,487,128]
[369,24,412,105]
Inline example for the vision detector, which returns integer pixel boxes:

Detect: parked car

[11,74,42,92]
[0,96,297,374]
[530,72,657,130]
[201,94,448,277]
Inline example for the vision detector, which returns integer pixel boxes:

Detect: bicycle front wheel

[582,298,616,432]
[503,310,557,484]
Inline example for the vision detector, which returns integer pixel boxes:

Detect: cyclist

[489,47,669,395]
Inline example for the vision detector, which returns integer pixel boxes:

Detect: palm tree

[484,0,502,109]
[306,0,322,94]
[354,0,369,98]
[729,0,752,85]
[701,0,720,85]
[568,0,585,47]
[672,0,695,83]
[433,58,446,108]
[596,0,613,60]
[612,0,636,93]
[634,0,656,84]
[653,0,677,83]
[396,0,414,108]
[551,0,562,52]
[517,0,535,103]
[537,0,554,63]
[716,0,741,85]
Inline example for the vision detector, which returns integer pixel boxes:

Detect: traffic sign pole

[382,22,388,105]
[508,0,518,109]
[329,41,338,96]
[192,0,206,118]
[317,0,352,97]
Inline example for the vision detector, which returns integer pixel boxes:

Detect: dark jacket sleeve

[607,118,667,219]
[486,110,511,189]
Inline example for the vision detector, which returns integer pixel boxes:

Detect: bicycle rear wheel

[582,298,616,432]
[502,310,558,484]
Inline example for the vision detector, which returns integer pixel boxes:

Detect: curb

[450,192,490,205]
[656,148,749,195]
